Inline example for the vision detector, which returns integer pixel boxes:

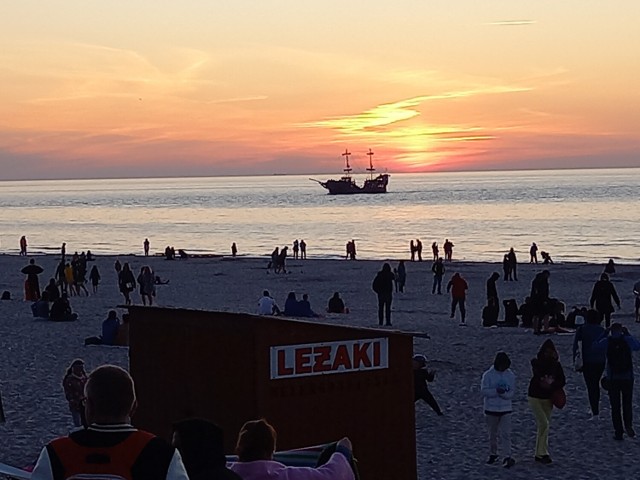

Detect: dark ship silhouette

[311,149,390,195]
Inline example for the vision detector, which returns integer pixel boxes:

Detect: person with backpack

[594,322,640,440]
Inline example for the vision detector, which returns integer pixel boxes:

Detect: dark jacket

[527,357,566,399]
[590,280,620,314]
[573,323,606,365]
[593,332,640,380]
[372,266,395,297]
[413,368,435,401]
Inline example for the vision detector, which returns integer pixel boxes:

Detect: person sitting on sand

[502,299,519,327]
[50,293,78,322]
[604,258,616,275]
[32,365,188,478]
[178,249,189,259]
[481,352,516,468]
[84,310,120,346]
[229,418,355,480]
[257,290,280,315]
[282,292,302,316]
[44,278,60,302]
[540,251,554,265]
[327,292,348,314]
[62,359,87,428]
[298,294,320,318]
[172,418,241,480]
[518,297,534,328]
[31,291,51,319]
[413,354,443,416]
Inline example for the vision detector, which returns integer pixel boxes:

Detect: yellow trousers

[528,396,553,457]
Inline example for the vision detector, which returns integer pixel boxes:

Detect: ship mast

[366,148,376,180]
[342,149,352,178]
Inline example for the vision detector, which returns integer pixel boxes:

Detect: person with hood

[593,322,640,440]
[527,339,565,464]
[172,418,241,480]
[372,263,395,326]
[589,272,621,328]
[573,309,606,419]
[481,352,516,468]
[447,273,468,326]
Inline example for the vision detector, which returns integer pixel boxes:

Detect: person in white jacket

[481,352,516,468]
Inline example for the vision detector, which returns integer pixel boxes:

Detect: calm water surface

[0,168,638,263]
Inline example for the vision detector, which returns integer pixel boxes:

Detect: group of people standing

[409,239,454,262]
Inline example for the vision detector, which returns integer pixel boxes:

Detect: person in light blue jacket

[481,352,516,468]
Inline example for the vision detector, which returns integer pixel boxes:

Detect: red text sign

[270,338,389,379]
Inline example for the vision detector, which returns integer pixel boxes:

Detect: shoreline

[1,255,640,478]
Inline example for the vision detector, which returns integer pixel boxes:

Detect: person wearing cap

[413,354,443,416]
[572,309,606,419]
[590,272,621,328]
[62,359,87,428]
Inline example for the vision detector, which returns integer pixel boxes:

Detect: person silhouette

[530,242,538,263]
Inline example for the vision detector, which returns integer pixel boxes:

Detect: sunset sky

[1,1,639,179]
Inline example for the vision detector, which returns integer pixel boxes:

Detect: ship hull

[321,174,389,195]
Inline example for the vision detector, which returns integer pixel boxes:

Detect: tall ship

[312,149,390,195]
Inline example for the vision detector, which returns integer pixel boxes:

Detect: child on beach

[62,359,87,428]
[413,354,443,416]
[481,352,516,468]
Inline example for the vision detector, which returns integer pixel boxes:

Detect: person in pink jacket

[229,419,355,480]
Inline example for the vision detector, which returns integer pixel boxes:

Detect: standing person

[507,248,518,280]
[590,273,621,328]
[61,242,66,261]
[21,258,44,301]
[350,240,357,260]
[137,266,155,306]
[62,359,87,428]
[396,260,407,293]
[481,352,516,468]
[527,339,566,465]
[573,309,606,419]
[431,242,439,261]
[292,239,299,259]
[530,270,551,334]
[231,242,238,257]
[89,265,101,294]
[299,239,306,259]
[502,254,512,281]
[64,262,76,296]
[345,241,351,260]
[114,259,122,276]
[372,263,395,326]
[31,365,189,479]
[55,260,67,294]
[118,263,136,305]
[143,238,150,257]
[415,239,423,262]
[19,236,28,256]
[443,239,454,261]
[529,242,538,263]
[485,272,501,325]
[268,247,279,271]
[410,240,416,262]
[447,272,468,326]
[413,354,443,416]
[594,323,640,440]
[431,257,445,295]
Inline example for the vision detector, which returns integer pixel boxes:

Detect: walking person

[431,257,445,294]
[573,309,606,419]
[481,352,516,468]
[62,359,87,428]
[372,263,395,326]
[527,339,565,465]
[447,273,468,326]
[137,266,155,306]
[413,354,443,416]
[590,273,621,328]
[19,235,28,256]
[118,262,136,305]
[594,322,640,440]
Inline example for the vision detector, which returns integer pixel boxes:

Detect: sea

[0,168,638,263]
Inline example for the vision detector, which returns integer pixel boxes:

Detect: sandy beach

[1,253,639,479]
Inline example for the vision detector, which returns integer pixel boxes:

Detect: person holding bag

[527,339,566,465]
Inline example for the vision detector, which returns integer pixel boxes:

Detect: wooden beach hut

[127,307,417,479]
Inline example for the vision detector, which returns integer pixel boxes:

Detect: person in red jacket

[447,272,469,326]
